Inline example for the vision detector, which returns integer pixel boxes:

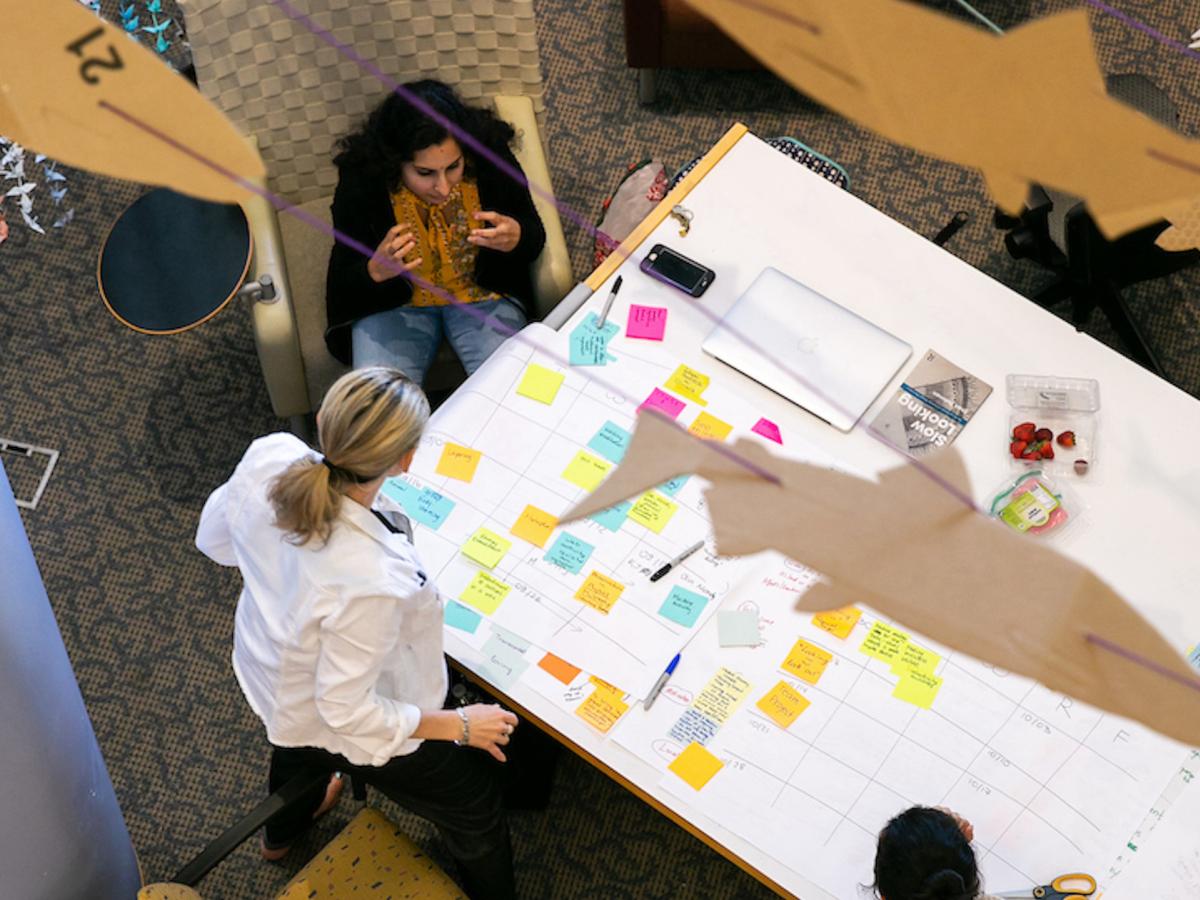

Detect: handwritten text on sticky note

[510,505,557,548]
[587,420,631,464]
[460,571,512,614]
[462,528,511,569]
[664,364,710,406]
[381,479,455,530]
[756,680,811,729]
[436,443,481,482]
[860,621,910,663]
[693,668,752,724]
[626,304,668,340]
[628,491,677,534]
[688,411,733,441]
[639,388,685,420]
[781,638,833,685]
[561,450,612,492]
[812,607,862,640]
[658,585,709,628]
[575,683,629,733]
[574,570,624,614]
[569,312,619,366]
[545,532,595,574]
[893,670,943,708]
[590,500,631,531]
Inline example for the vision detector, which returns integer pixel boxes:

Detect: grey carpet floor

[3,1,1199,898]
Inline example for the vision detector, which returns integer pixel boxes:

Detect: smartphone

[639,244,715,297]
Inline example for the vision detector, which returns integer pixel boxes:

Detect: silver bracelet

[453,707,470,746]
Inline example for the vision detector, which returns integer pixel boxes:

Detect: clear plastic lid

[1006,375,1100,413]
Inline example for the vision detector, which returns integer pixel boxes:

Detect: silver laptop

[701,267,912,431]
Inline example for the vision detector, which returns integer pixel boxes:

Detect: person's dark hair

[334,79,516,192]
[873,807,980,900]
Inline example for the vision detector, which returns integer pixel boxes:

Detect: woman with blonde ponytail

[197,367,519,899]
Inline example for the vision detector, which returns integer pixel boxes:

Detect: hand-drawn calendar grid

[394,324,1189,899]
[623,559,1190,899]
[396,324,760,696]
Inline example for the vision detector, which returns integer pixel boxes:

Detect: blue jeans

[351,299,527,385]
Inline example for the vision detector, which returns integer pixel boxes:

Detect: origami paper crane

[562,411,1200,745]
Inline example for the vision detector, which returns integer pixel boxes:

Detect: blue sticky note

[657,475,690,497]
[544,532,595,574]
[569,312,619,366]
[658,586,709,628]
[587,420,632,464]
[382,478,455,530]
[590,500,631,532]
[444,600,482,634]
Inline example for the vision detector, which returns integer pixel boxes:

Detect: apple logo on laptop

[798,336,820,354]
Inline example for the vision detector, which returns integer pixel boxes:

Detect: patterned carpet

[3,1,1199,898]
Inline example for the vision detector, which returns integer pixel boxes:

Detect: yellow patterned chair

[179,0,573,424]
[138,776,466,898]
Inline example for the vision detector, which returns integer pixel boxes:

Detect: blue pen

[643,652,681,710]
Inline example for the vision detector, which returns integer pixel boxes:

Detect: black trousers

[266,739,515,900]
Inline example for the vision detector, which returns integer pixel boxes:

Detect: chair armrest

[492,94,574,319]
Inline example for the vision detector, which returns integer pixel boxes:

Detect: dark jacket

[324,145,547,363]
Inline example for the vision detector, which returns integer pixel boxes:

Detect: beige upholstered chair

[180,0,573,421]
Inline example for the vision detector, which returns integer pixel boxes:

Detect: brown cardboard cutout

[562,412,1200,745]
[0,0,262,204]
[686,0,1200,250]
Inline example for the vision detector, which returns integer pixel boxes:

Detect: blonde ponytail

[269,367,430,545]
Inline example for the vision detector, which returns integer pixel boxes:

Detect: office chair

[995,74,1200,378]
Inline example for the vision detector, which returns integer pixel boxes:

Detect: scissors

[997,872,1096,900]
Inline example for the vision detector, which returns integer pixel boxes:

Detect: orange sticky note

[687,411,733,441]
[755,681,811,729]
[781,638,833,685]
[668,742,724,790]
[436,443,481,482]
[511,505,557,548]
[812,607,862,640]
[576,683,630,733]
[574,571,624,614]
[538,652,581,685]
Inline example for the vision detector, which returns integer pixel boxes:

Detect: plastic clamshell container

[1006,375,1100,477]
[988,469,1079,540]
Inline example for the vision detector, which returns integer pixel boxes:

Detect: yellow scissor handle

[1050,872,1097,897]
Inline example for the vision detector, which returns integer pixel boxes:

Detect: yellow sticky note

[510,505,557,548]
[664,364,710,406]
[576,683,630,733]
[574,570,624,614]
[462,528,511,569]
[693,667,752,724]
[890,641,940,676]
[460,571,512,614]
[812,607,862,640]
[860,621,910,663]
[756,681,811,729]
[561,450,612,492]
[781,638,833,685]
[436,443,481,482]
[687,411,733,441]
[668,741,724,791]
[627,491,678,534]
[893,670,943,709]
[516,363,565,405]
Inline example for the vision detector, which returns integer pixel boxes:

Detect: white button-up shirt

[196,433,447,767]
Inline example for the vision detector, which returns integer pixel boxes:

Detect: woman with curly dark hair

[873,806,1001,900]
[324,80,546,384]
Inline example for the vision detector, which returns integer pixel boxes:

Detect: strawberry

[1057,430,1076,448]
[1021,447,1041,460]
[1012,422,1036,443]
[1040,444,1055,460]
[1034,428,1053,442]
[1010,440,1028,458]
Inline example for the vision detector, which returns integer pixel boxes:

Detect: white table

[440,125,1200,898]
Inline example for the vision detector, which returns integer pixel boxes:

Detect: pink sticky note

[639,388,685,420]
[626,304,668,341]
[752,417,783,444]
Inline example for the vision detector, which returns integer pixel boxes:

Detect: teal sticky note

[717,610,761,647]
[444,600,482,634]
[658,586,709,628]
[382,478,455,529]
[658,475,690,497]
[569,312,619,366]
[544,532,595,574]
[590,500,631,532]
[587,420,631,464]
[478,630,531,691]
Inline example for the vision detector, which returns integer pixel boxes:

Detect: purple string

[1085,632,1200,694]
[1081,0,1200,63]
